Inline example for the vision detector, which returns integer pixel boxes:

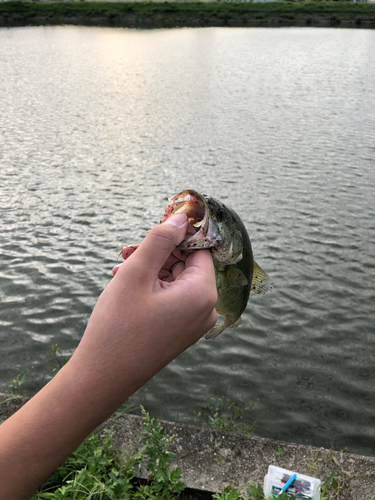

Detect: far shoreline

[1,1,375,29]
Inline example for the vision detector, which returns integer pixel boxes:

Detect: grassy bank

[1,1,375,28]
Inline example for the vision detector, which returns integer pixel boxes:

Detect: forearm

[0,321,196,500]
[0,361,110,500]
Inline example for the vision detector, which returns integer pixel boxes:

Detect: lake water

[1,26,374,456]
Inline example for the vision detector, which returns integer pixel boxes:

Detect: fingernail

[163,213,188,227]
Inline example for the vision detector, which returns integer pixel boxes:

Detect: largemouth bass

[160,189,272,339]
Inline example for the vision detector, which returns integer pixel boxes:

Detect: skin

[0,212,217,500]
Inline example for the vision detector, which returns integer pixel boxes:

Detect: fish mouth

[160,189,220,249]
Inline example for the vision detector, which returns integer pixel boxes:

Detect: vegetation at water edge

[1,1,375,27]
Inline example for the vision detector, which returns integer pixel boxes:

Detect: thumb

[127,213,188,282]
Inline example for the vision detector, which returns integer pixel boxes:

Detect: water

[1,26,374,456]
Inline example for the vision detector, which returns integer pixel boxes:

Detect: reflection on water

[1,26,375,456]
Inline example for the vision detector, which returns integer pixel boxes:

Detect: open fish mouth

[160,189,220,250]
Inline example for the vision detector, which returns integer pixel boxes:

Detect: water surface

[0,26,374,456]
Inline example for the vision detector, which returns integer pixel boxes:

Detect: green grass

[1,1,375,27]
[31,407,187,500]
[194,396,257,435]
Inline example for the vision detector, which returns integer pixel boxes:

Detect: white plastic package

[263,465,321,500]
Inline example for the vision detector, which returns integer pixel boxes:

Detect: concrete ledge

[105,412,375,499]
[1,394,375,499]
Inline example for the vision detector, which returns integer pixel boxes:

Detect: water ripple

[1,26,375,456]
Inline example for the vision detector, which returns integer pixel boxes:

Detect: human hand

[69,212,217,406]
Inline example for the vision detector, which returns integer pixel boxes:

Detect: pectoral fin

[225,266,248,288]
[251,262,273,294]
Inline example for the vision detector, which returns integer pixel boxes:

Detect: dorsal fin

[251,262,273,294]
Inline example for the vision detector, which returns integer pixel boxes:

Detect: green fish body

[161,189,272,339]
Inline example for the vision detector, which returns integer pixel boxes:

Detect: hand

[69,212,218,403]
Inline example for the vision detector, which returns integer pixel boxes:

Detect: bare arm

[0,213,217,500]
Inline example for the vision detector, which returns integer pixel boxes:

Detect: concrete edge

[1,394,374,499]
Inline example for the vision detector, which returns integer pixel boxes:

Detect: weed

[213,485,244,500]
[245,483,268,500]
[1,368,36,403]
[32,428,136,499]
[48,344,71,377]
[32,407,186,500]
[194,396,257,435]
[137,406,186,499]
[8,370,28,395]
[275,447,286,457]
[212,482,276,500]
[305,447,375,500]
[0,375,27,405]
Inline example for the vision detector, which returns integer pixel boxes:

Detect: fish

[160,189,273,339]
